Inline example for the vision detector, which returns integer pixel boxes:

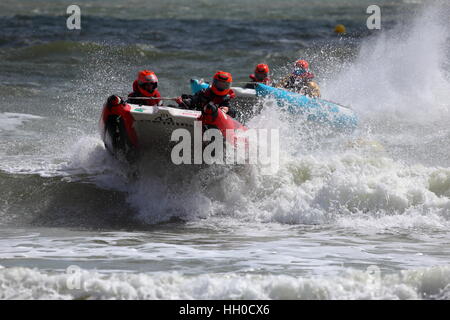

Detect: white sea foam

[0,265,448,300]
[0,112,43,132]
[115,136,450,230]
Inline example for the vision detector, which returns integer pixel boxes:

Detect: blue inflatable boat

[190,79,358,130]
[255,83,358,130]
[190,79,210,95]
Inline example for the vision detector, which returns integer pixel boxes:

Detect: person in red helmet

[279,59,321,97]
[295,59,309,70]
[246,63,271,88]
[127,70,162,106]
[174,71,238,118]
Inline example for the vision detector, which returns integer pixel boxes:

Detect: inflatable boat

[99,98,247,161]
[255,83,357,130]
[190,79,357,130]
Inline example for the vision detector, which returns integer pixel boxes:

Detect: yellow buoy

[334,24,346,34]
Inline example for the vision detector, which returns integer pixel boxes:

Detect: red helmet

[254,63,269,81]
[295,59,309,69]
[137,70,158,95]
[255,63,269,74]
[211,71,232,96]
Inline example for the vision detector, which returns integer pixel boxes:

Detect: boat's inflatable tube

[99,100,247,160]
[255,83,357,130]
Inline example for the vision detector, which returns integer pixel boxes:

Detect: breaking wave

[0,265,449,299]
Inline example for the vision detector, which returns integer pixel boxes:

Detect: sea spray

[325,3,450,119]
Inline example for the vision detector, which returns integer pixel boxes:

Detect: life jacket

[249,74,270,85]
[285,71,315,91]
[199,87,236,107]
[292,71,315,82]
[128,80,161,106]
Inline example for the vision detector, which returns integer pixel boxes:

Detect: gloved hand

[107,95,123,107]
[203,102,218,118]
[222,94,231,103]
[219,106,229,114]
[173,96,183,105]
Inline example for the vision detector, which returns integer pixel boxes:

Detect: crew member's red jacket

[127,80,161,106]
